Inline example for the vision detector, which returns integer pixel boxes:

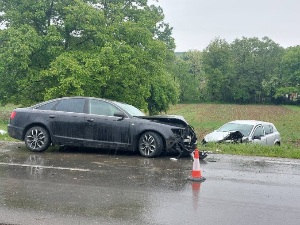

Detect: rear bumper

[7,124,24,141]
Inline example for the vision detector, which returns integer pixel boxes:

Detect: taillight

[10,111,16,119]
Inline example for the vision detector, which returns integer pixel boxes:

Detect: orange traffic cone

[187,149,206,182]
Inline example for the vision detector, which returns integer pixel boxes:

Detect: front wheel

[24,126,51,152]
[138,132,163,158]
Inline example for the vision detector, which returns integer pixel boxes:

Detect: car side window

[55,99,86,113]
[36,101,57,110]
[253,126,264,138]
[89,99,121,116]
[264,125,273,135]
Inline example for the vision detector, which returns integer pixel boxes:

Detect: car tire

[25,126,51,152]
[275,142,280,146]
[138,132,163,158]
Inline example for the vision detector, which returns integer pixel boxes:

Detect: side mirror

[114,111,126,119]
[253,135,261,140]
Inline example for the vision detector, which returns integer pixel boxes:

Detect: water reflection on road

[25,155,45,178]
[1,141,300,225]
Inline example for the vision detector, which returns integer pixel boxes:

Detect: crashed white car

[202,120,281,146]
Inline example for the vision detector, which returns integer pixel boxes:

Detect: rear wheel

[138,132,163,158]
[25,126,50,152]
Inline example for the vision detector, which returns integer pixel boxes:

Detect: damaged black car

[8,97,203,158]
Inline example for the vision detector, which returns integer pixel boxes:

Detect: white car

[202,120,281,146]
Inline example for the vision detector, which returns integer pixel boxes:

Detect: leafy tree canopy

[0,0,178,115]
[202,38,233,102]
[280,46,300,86]
[200,37,284,104]
[173,50,203,102]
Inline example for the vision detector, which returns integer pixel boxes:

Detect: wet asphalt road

[0,141,300,225]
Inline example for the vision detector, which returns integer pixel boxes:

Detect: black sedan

[7,97,202,158]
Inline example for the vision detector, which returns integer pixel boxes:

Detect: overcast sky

[151,0,300,52]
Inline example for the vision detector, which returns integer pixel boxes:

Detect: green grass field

[1,103,300,158]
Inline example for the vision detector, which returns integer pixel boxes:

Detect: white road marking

[0,162,90,172]
[264,160,300,166]
[0,150,10,152]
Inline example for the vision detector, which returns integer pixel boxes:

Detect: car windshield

[114,102,145,117]
[217,123,253,136]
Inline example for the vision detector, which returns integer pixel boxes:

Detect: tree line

[173,37,300,104]
[1,0,300,116]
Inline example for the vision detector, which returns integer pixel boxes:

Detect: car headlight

[171,128,184,138]
[184,135,191,143]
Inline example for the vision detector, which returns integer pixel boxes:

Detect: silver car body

[203,120,281,146]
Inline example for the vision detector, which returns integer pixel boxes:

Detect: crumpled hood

[137,115,188,127]
[204,131,232,142]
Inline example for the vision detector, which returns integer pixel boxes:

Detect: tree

[278,46,300,88]
[169,50,203,102]
[230,37,283,103]
[181,50,205,101]
[274,46,300,103]
[0,0,178,114]
[202,38,233,102]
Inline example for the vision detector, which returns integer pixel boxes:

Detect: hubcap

[140,134,156,156]
[26,129,45,149]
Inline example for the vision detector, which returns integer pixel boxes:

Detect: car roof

[32,96,125,107]
[228,120,274,126]
[51,96,115,102]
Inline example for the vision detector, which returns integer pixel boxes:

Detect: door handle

[87,119,94,122]
[49,115,55,119]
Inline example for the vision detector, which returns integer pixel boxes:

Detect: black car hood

[137,115,188,127]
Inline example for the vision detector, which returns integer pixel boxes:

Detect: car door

[263,124,275,146]
[251,125,267,145]
[49,98,87,145]
[84,99,131,149]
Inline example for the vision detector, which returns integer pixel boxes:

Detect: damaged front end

[222,131,244,143]
[171,125,198,157]
[202,130,249,144]
[139,115,207,158]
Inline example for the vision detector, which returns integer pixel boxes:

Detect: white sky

[151,0,300,51]
[2,1,299,52]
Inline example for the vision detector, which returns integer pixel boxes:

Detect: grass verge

[202,142,300,159]
[0,104,18,141]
